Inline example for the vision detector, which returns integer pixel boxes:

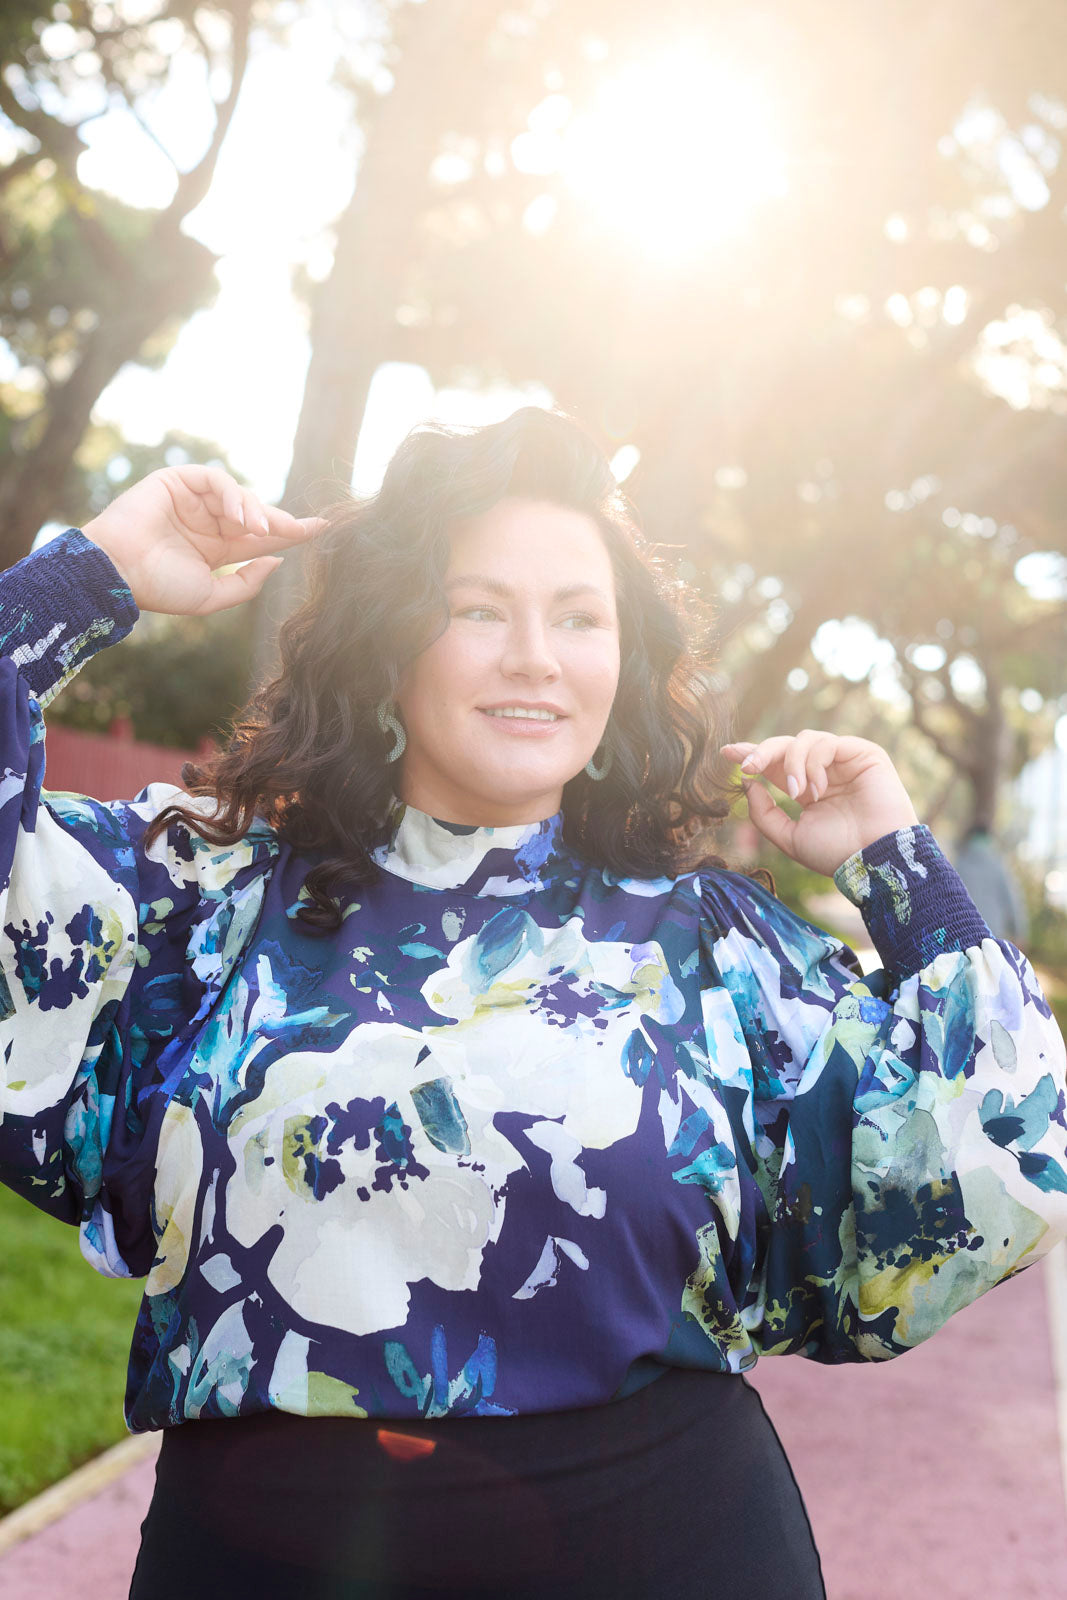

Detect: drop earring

[376,702,407,763]
[585,740,613,781]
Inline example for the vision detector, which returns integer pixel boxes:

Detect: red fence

[41,717,213,803]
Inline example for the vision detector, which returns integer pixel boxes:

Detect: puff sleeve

[697,825,1067,1363]
[0,530,276,1280]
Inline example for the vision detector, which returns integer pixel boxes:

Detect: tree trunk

[963,660,1008,835]
[253,0,509,678]
[0,232,216,566]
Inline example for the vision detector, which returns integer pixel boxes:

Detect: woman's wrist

[80,517,140,594]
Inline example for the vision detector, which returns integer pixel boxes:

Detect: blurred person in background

[952,823,1030,948]
[1,407,1065,1600]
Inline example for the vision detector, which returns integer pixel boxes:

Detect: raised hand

[719,730,920,877]
[80,464,328,616]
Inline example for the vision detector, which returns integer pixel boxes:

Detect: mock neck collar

[372,801,567,895]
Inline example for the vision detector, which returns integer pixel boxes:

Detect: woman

[0,406,1063,1599]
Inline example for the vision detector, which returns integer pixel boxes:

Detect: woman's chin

[442,755,575,818]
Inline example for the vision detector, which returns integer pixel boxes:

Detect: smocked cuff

[0,528,139,709]
[833,823,992,987]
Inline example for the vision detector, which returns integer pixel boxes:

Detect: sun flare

[516,48,788,263]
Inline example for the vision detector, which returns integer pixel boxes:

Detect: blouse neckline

[372,800,568,895]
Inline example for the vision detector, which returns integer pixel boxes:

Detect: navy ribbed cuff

[0,528,139,707]
[833,824,992,986]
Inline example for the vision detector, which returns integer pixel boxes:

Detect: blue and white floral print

[1,530,1065,1433]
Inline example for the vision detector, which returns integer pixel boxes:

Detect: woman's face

[394,497,621,824]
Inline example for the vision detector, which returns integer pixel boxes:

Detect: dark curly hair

[143,406,739,931]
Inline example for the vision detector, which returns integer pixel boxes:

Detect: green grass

[0,1184,144,1515]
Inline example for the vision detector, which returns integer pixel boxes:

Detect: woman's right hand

[80,464,328,616]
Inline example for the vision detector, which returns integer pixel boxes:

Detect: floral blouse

[1,530,1065,1434]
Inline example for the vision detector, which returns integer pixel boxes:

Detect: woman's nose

[500,619,560,680]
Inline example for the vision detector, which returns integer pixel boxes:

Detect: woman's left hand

[719,731,919,878]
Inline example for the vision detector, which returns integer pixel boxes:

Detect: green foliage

[47,600,257,749]
[749,849,858,946]
[1023,875,1067,978]
[1,159,216,393]
[0,0,52,56]
[72,422,243,529]
[753,847,834,918]
[0,1184,142,1515]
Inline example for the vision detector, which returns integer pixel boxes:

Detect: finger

[743,779,796,853]
[198,555,285,614]
[802,732,840,802]
[738,735,793,776]
[160,469,225,537]
[233,501,329,542]
[744,732,825,796]
[779,729,828,801]
[720,742,757,759]
[261,507,330,543]
[806,758,828,803]
[208,514,328,560]
[242,487,271,535]
[783,743,810,802]
[170,463,237,499]
[174,464,247,530]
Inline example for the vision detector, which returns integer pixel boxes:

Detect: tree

[0,0,258,564]
[266,0,1067,826]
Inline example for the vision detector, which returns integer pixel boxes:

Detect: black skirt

[128,1367,824,1600]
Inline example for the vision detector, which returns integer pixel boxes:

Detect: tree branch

[100,66,181,175]
[935,659,984,727]
[0,76,85,173]
[164,1,252,221]
[899,666,978,774]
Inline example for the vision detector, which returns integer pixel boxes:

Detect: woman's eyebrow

[446,573,612,603]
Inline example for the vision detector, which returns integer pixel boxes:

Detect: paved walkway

[2,1251,1066,1598]
[750,1248,1067,1598]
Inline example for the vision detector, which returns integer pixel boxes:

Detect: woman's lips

[477,708,567,736]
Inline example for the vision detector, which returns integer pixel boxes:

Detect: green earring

[376,702,407,763]
[585,740,613,781]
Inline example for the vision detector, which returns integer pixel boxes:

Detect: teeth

[484,707,559,720]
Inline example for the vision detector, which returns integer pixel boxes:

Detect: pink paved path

[748,1259,1067,1598]
[2,1261,1065,1598]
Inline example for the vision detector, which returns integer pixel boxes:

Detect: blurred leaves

[47,597,256,750]
[0,0,251,562]
[7,0,1067,820]
[275,0,1067,835]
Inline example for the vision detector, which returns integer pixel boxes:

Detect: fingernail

[740,755,758,772]
[236,504,245,527]
[260,515,270,535]
[787,776,799,799]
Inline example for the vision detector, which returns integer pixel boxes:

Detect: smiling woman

[395,500,622,824]
[1,406,1065,1600]
[143,405,733,927]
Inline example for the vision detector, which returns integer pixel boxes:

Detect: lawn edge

[0,1431,160,1555]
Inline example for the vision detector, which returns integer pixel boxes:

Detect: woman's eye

[559,613,597,630]
[455,606,500,622]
